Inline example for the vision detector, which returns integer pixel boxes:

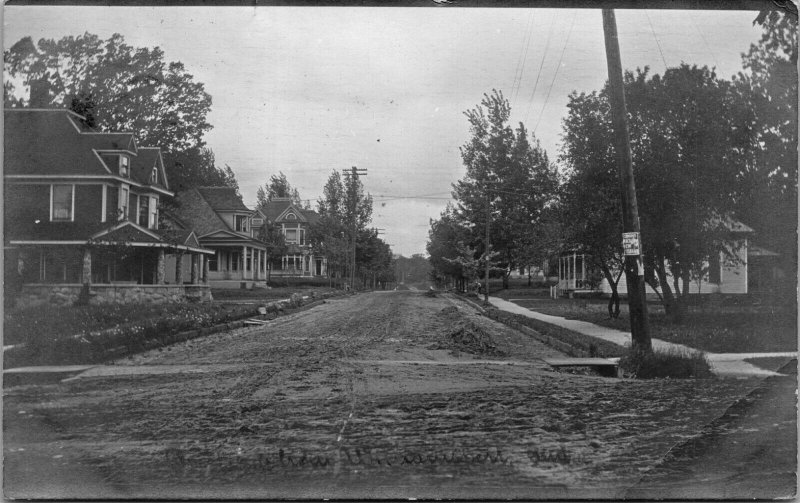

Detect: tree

[559,65,758,320]
[309,169,374,288]
[452,90,558,289]
[426,205,476,291]
[4,32,237,191]
[559,90,626,317]
[256,172,302,208]
[733,9,798,281]
[257,220,287,283]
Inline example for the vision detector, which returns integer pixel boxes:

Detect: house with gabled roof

[259,197,327,278]
[3,108,215,307]
[171,187,269,288]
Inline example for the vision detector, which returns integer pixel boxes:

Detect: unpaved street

[3,291,769,499]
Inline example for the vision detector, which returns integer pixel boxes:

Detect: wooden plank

[543,358,617,367]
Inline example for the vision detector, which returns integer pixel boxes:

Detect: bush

[619,347,713,379]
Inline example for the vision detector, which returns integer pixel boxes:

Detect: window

[119,156,129,177]
[286,212,296,220]
[139,196,149,227]
[150,167,158,184]
[120,186,129,219]
[285,228,298,243]
[208,253,218,272]
[234,215,248,233]
[51,184,74,221]
[299,228,306,245]
[230,252,240,271]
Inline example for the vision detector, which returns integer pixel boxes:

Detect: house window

[120,186,129,219]
[286,212,296,220]
[119,156,130,177]
[285,228,298,243]
[299,228,306,245]
[208,253,218,272]
[235,215,248,233]
[51,184,74,221]
[138,195,149,227]
[231,251,240,271]
[150,167,158,184]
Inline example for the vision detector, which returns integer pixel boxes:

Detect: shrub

[619,347,713,379]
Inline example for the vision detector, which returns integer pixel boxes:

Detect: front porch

[6,243,214,308]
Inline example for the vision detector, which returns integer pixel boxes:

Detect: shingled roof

[196,187,250,212]
[174,188,232,236]
[4,109,129,177]
[259,198,321,225]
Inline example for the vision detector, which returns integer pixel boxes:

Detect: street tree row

[428,10,797,321]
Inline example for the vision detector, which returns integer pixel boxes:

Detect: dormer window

[119,155,130,177]
[286,212,297,220]
[150,167,158,184]
[234,215,248,233]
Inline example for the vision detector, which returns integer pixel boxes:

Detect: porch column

[190,254,199,284]
[175,252,184,285]
[156,249,166,284]
[81,248,92,284]
[242,246,248,280]
[202,253,209,283]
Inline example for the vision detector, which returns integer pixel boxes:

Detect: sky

[4,5,765,256]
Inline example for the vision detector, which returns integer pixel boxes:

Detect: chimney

[28,78,52,108]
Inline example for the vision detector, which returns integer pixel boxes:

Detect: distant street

[3,291,790,499]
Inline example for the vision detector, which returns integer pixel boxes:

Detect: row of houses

[3,108,327,307]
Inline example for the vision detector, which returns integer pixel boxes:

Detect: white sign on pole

[622,232,640,256]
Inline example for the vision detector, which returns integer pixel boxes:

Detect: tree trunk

[502,271,509,290]
[655,258,679,320]
[599,263,621,319]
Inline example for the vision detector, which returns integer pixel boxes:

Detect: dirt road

[3,291,775,499]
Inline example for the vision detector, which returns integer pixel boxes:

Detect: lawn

[501,296,797,353]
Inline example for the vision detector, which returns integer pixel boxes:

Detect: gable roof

[132,147,170,191]
[196,187,250,212]
[259,198,321,225]
[173,188,231,236]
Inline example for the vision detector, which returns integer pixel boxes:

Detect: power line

[511,11,536,103]
[644,10,669,69]
[523,10,557,124]
[533,9,577,135]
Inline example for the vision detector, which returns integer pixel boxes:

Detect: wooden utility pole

[602,9,652,352]
[343,166,367,291]
[484,189,490,304]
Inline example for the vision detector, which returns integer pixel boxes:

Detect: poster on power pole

[622,232,641,256]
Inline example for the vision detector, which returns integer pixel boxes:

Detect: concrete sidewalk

[489,297,796,378]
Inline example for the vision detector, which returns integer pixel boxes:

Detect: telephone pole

[484,189,491,304]
[602,9,651,352]
[342,166,367,291]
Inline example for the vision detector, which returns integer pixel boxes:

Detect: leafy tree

[426,204,475,291]
[733,9,798,279]
[309,170,374,287]
[560,65,757,320]
[256,171,302,208]
[4,32,237,191]
[452,90,558,289]
[256,220,287,283]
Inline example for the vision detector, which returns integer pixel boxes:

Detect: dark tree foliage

[256,172,302,208]
[560,64,759,320]
[733,9,798,278]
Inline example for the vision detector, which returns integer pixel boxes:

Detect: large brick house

[171,187,269,288]
[3,108,214,307]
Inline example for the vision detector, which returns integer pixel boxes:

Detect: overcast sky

[4,6,764,256]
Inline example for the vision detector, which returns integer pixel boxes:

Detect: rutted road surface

[3,291,784,499]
